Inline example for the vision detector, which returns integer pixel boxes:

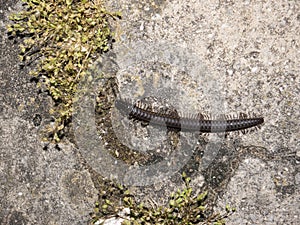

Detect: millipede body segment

[115,98,264,133]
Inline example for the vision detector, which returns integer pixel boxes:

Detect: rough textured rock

[107,0,299,223]
[1,0,299,224]
[0,1,98,224]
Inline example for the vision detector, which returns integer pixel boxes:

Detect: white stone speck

[227,69,234,76]
[251,66,259,73]
[140,21,144,31]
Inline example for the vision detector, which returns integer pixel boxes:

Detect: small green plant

[7,0,120,142]
[91,173,236,225]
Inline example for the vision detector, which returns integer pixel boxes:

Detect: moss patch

[7,0,120,142]
[90,173,236,225]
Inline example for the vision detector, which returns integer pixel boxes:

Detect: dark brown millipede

[115,98,264,133]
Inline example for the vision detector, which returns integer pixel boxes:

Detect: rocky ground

[1,0,299,224]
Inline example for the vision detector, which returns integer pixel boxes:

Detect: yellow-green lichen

[7,0,120,142]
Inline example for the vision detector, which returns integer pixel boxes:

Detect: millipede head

[115,98,134,116]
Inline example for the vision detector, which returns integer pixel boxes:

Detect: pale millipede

[115,98,264,133]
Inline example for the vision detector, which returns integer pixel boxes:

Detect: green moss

[7,0,120,142]
[91,173,236,225]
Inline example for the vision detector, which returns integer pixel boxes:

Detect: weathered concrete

[1,1,98,224]
[1,0,299,224]
[107,0,299,224]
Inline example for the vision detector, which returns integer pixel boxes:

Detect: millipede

[115,98,264,133]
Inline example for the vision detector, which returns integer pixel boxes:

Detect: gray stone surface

[216,158,299,224]
[1,0,299,224]
[0,1,98,224]
[108,0,299,224]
